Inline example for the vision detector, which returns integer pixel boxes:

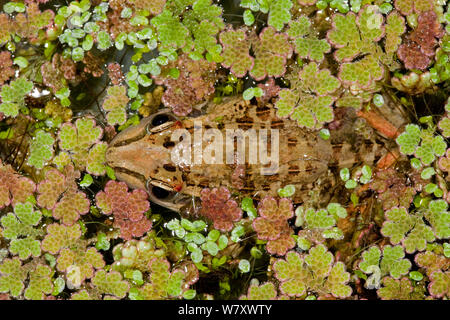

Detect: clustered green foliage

[55,117,107,175]
[1,202,43,260]
[0,77,33,118]
[167,218,229,268]
[358,245,412,289]
[101,85,130,126]
[273,245,352,298]
[0,0,448,301]
[275,62,340,129]
[295,202,348,245]
[396,124,446,165]
[381,200,449,254]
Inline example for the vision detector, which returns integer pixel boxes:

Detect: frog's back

[179,98,333,200]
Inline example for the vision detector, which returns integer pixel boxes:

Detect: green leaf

[95,232,110,251]
[238,259,251,273]
[79,174,93,187]
[278,185,296,197]
[243,9,255,26]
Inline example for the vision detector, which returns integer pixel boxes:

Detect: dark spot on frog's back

[287,137,297,147]
[236,115,254,130]
[163,164,177,172]
[256,106,271,121]
[270,119,284,129]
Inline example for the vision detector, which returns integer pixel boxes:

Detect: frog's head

[106,110,190,211]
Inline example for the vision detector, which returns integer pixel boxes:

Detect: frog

[106,96,398,212]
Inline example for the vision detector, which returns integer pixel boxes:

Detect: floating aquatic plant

[27,130,55,169]
[370,168,416,210]
[41,53,76,94]
[376,277,416,300]
[415,250,450,277]
[41,223,82,255]
[240,0,293,31]
[12,3,54,42]
[0,77,33,118]
[0,258,28,298]
[200,187,242,232]
[275,62,340,129]
[0,51,15,85]
[57,246,105,288]
[249,26,292,80]
[0,161,35,209]
[36,166,89,226]
[112,236,165,272]
[219,28,254,78]
[327,5,385,89]
[0,0,448,302]
[240,282,278,300]
[394,0,435,16]
[380,206,438,253]
[396,124,446,165]
[295,203,347,243]
[139,257,196,299]
[101,85,130,126]
[428,270,450,298]
[273,245,352,298]
[107,62,125,86]
[1,202,43,260]
[154,55,217,116]
[96,181,152,240]
[91,270,130,299]
[56,117,107,175]
[253,196,295,256]
[24,264,54,300]
[358,245,412,287]
[397,11,444,70]
[287,16,330,62]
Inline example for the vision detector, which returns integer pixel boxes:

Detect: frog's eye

[151,114,171,126]
[146,109,178,134]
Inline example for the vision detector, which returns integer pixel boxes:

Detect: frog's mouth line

[112,167,189,212]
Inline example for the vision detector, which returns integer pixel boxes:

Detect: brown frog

[106,96,392,212]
